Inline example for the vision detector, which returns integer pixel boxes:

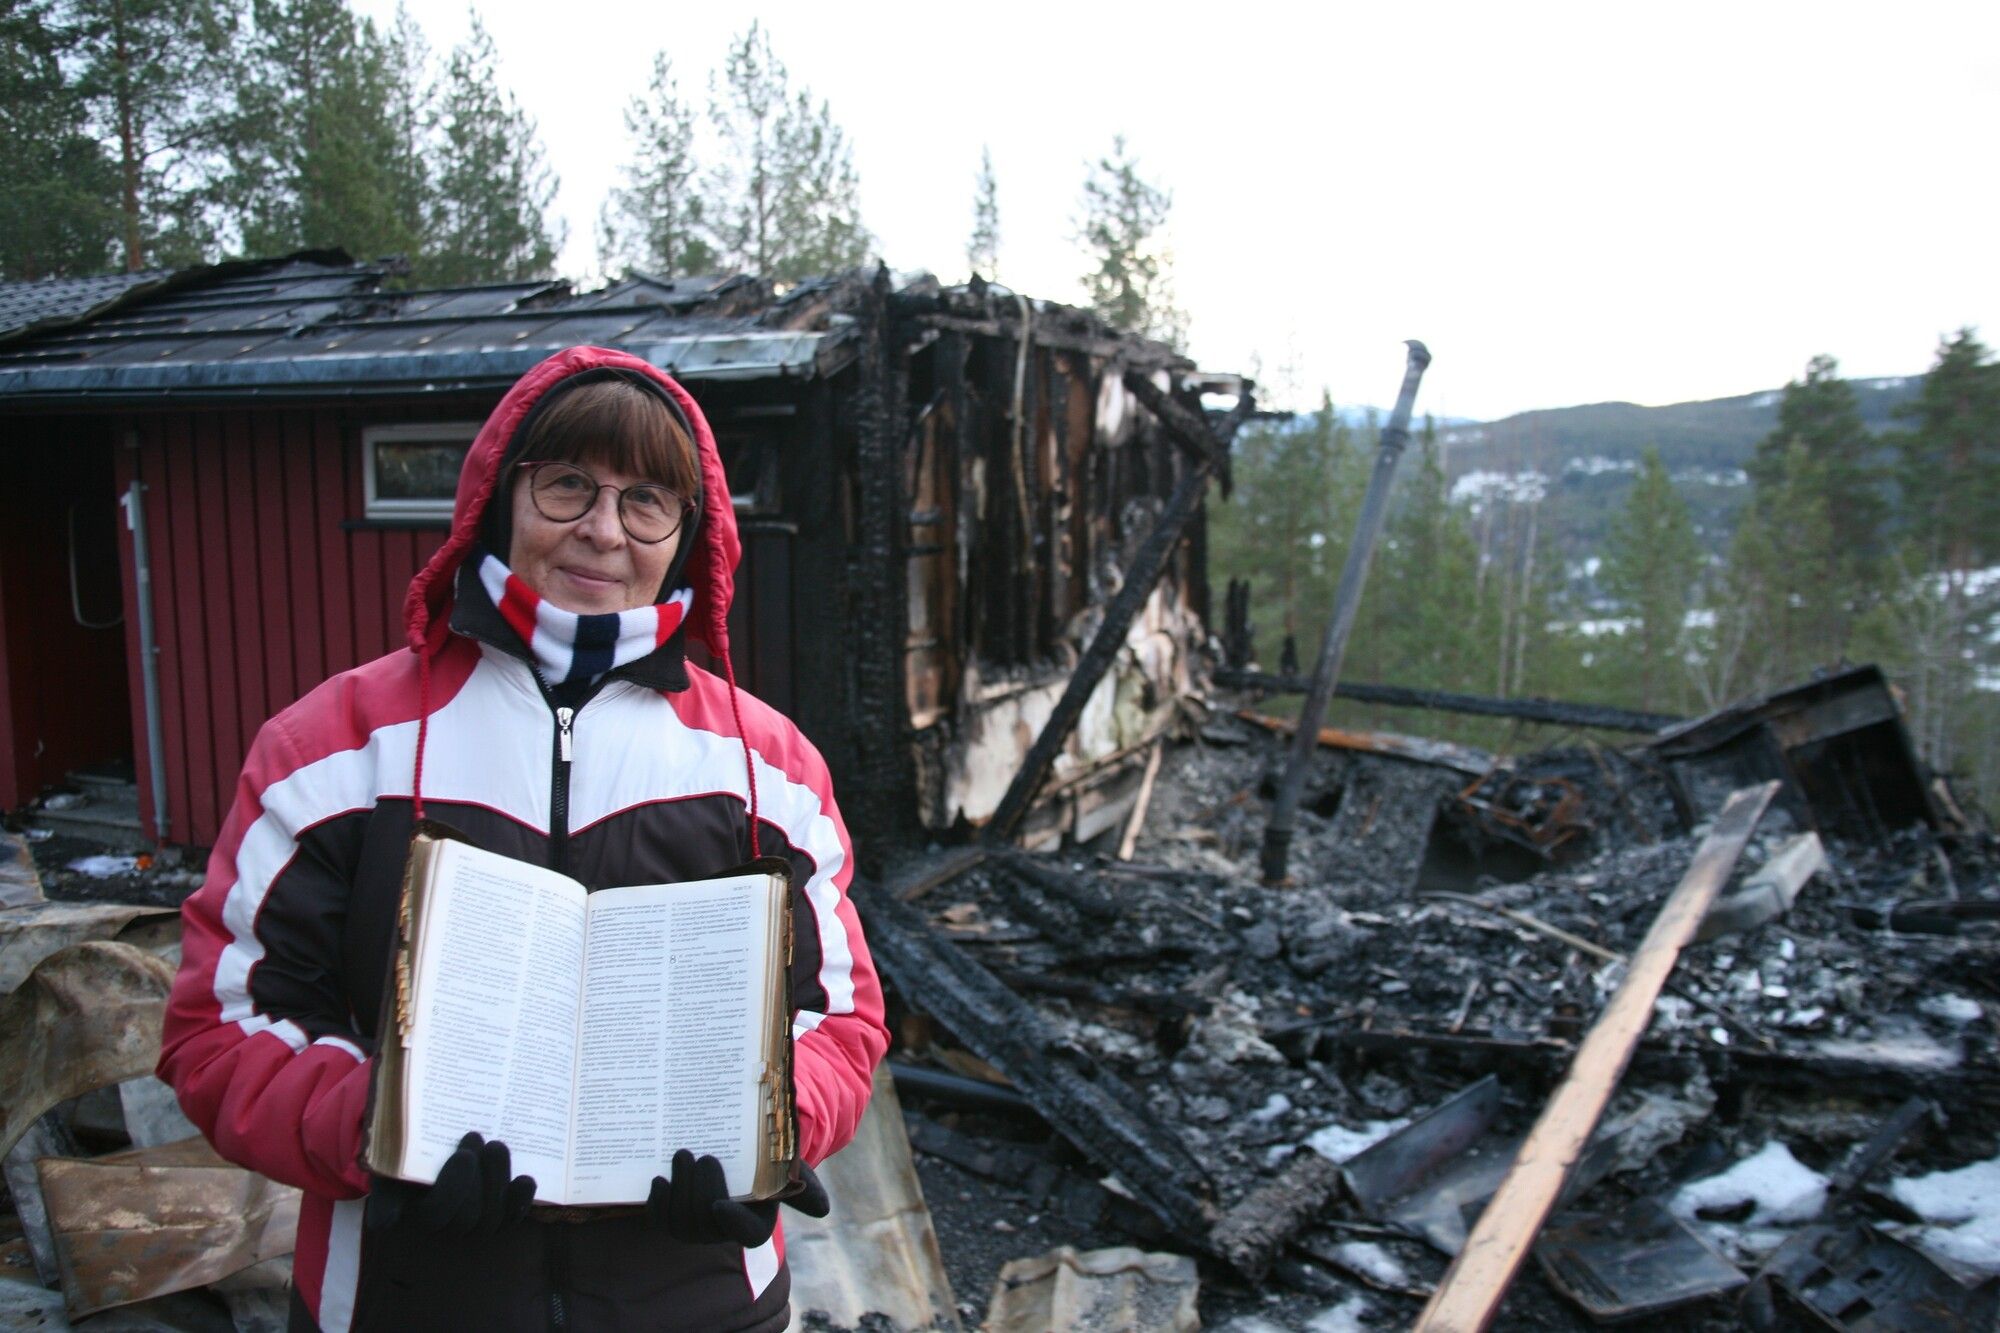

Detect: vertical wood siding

[118,410,446,847]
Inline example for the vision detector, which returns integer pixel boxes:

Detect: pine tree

[1370,422,1492,698]
[702,22,868,282]
[967,145,999,281]
[0,1,119,277]
[1753,354,1886,602]
[600,52,712,278]
[426,15,558,285]
[1708,442,1841,696]
[232,0,431,266]
[60,0,241,269]
[1207,395,1356,672]
[1602,447,1699,710]
[1077,135,1184,347]
[1896,328,2000,571]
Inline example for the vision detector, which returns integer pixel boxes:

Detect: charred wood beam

[857,885,1216,1241]
[901,309,1184,367]
[988,967,1206,1020]
[983,375,1253,844]
[903,1113,1172,1244]
[1209,1147,1347,1280]
[888,1060,1042,1119]
[1263,342,1432,884]
[1213,669,1684,734]
[846,266,921,860]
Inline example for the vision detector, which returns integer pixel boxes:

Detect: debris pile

[877,669,2000,1329]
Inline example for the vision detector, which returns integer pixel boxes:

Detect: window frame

[361,422,482,521]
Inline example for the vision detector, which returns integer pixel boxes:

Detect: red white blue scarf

[478,552,692,685]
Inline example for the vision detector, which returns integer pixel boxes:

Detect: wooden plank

[281,409,322,695]
[1413,781,1779,1333]
[1117,739,1165,862]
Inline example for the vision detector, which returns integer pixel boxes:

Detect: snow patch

[1918,994,1984,1025]
[1671,1141,1829,1228]
[1565,455,1637,477]
[1305,1117,1409,1164]
[1451,468,1549,506]
[1250,1093,1293,1125]
[1890,1154,2000,1275]
[66,855,139,878]
[1332,1240,1409,1287]
[1305,1294,1373,1333]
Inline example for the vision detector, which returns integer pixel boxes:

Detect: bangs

[515,380,700,496]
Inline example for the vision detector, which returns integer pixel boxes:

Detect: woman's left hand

[647,1149,829,1246]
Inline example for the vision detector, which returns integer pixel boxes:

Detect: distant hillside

[1433,375,1924,579]
[1440,376,1921,476]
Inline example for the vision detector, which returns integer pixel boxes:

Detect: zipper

[549,705,573,874]
[529,664,577,875]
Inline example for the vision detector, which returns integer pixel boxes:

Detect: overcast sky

[350,0,1998,421]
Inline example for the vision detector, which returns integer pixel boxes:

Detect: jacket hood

[404,346,739,662]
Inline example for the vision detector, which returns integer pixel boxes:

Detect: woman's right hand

[366,1131,536,1233]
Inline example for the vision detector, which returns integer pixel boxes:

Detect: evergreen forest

[1210,338,2000,816]
[6,0,1995,815]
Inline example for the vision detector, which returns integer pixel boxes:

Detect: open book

[365,830,796,1207]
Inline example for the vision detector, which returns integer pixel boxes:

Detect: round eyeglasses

[518,461,696,545]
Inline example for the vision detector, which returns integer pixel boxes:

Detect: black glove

[366,1131,537,1234]
[647,1149,830,1247]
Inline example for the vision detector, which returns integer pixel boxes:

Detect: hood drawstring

[412,646,433,824]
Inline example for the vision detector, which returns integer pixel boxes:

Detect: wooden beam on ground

[1117,740,1166,861]
[1212,670,1685,734]
[1412,781,1778,1333]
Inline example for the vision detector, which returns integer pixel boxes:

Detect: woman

[157,346,887,1332]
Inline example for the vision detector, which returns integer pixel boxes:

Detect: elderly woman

[157,347,887,1332]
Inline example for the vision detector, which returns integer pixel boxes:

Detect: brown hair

[513,378,701,497]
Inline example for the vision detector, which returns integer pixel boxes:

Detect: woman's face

[507,455,681,615]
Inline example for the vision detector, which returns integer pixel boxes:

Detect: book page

[403,842,586,1203]
[566,875,772,1205]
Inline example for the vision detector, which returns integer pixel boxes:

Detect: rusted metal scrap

[1236,710,1495,775]
[38,1136,300,1318]
[0,899,178,992]
[1456,768,1590,853]
[0,939,173,1159]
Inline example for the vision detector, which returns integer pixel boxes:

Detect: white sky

[350,0,1999,421]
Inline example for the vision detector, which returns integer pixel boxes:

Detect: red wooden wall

[0,425,133,807]
[114,409,449,847]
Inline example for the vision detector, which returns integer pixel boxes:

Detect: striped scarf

[478,552,692,685]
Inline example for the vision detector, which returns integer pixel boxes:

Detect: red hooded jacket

[157,347,887,1332]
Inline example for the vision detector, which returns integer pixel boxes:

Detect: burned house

[0,254,1240,857]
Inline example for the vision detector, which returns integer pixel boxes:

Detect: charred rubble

[869,666,2000,1330]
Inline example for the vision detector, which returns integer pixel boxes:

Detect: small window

[363,424,479,521]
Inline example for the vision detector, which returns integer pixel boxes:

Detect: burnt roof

[0,269,174,342]
[0,253,866,404]
[0,253,1198,407]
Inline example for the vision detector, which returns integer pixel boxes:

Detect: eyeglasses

[517,461,696,545]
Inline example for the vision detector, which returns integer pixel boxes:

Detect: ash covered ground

[889,714,2000,1329]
